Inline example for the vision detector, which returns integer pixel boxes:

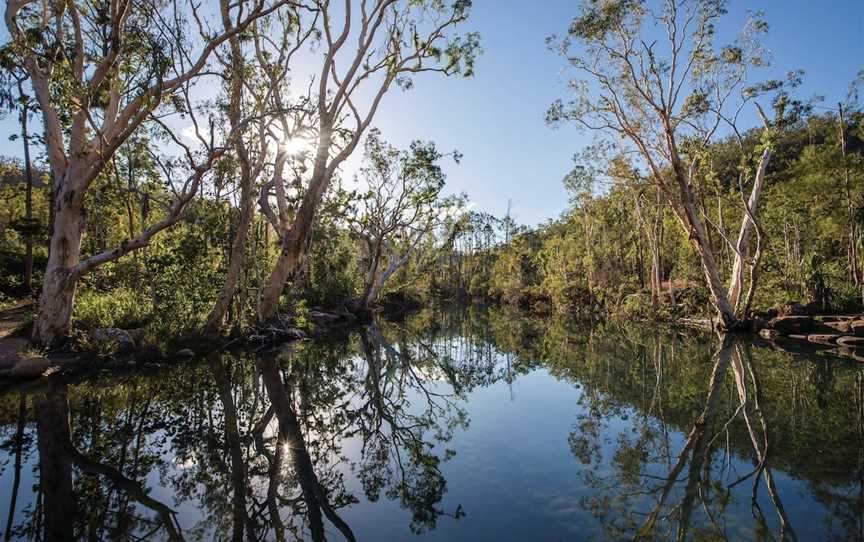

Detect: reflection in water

[1,309,863,541]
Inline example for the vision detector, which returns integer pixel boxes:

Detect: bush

[74,287,151,330]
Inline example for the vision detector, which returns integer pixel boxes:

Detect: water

[1,308,862,541]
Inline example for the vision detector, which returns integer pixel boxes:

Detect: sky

[361,0,864,226]
[1,0,862,226]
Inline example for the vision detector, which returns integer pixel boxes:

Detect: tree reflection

[30,385,183,541]
[566,334,806,541]
[5,319,474,540]
[2,308,863,540]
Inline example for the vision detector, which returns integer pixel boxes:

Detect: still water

[1,309,862,541]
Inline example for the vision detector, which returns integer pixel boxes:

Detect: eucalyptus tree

[206,3,319,333]
[349,130,458,309]
[549,0,795,328]
[4,0,289,345]
[255,0,480,320]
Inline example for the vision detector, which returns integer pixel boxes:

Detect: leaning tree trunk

[667,153,738,330]
[258,143,332,321]
[258,236,306,320]
[207,179,255,332]
[206,0,257,334]
[34,180,86,346]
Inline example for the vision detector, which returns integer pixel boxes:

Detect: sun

[279,136,311,156]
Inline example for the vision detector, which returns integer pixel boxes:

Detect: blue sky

[2,0,862,226]
[366,0,864,226]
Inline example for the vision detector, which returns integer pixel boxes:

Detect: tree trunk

[839,104,861,291]
[258,237,305,320]
[666,153,737,329]
[358,237,384,309]
[207,184,255,332]
[727,147,771,316]
[258,358,326,542]
[258,139,332,321]
[206,0,257,334]
[20,100,34,293]
[33,181,85,346]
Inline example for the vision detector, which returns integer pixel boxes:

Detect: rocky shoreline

[0,308,357,385]
[757,314,864,362]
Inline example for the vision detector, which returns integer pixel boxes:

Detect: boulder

[758,328,778,340]
[9,357,57,379]
[91,328,135,352]
[126,328,146,342]
[769,316,814,335]
[850,319,864,337]
[823,320,852,333]
[777,302,811,316]
[176,348,196,359]
[0,337,29,369]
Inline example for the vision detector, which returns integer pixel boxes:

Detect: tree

[0,50,38,292]
[549,0,795,328]
[255,0,480,320]
[349,130,456,309]
[206,2,315,333]
[4,0,287,345]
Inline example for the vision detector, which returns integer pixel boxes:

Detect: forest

[0,0,861,356]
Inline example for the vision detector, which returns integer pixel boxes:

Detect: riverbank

[0,303,361,386]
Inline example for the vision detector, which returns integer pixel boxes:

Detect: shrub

[73,287,150,330]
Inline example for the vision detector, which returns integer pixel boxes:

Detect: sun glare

[279,137,310,156]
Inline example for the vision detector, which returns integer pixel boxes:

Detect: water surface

[1,309,862,541]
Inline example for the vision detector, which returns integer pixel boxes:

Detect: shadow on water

[1,308,863,541]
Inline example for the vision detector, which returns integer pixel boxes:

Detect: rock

[748,318,769,333]
[807,334,841,345]
[126,328,146,342]
[0,337,29,368]
[9,357,57,379]
[850,319,864,337]
[759,328,778,340]
[91,328,135,352]
[837,336,864,348]
[176,348,196,359]
[769,316,814,335]
[777,302,809,316]
[823,320,852,333]
[136,343,163,363]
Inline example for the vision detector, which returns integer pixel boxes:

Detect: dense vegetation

[0,0,862,348]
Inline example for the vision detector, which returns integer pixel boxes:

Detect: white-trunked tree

[255,0,480,321]
[549,0,799,329]
[4,0,289,345]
